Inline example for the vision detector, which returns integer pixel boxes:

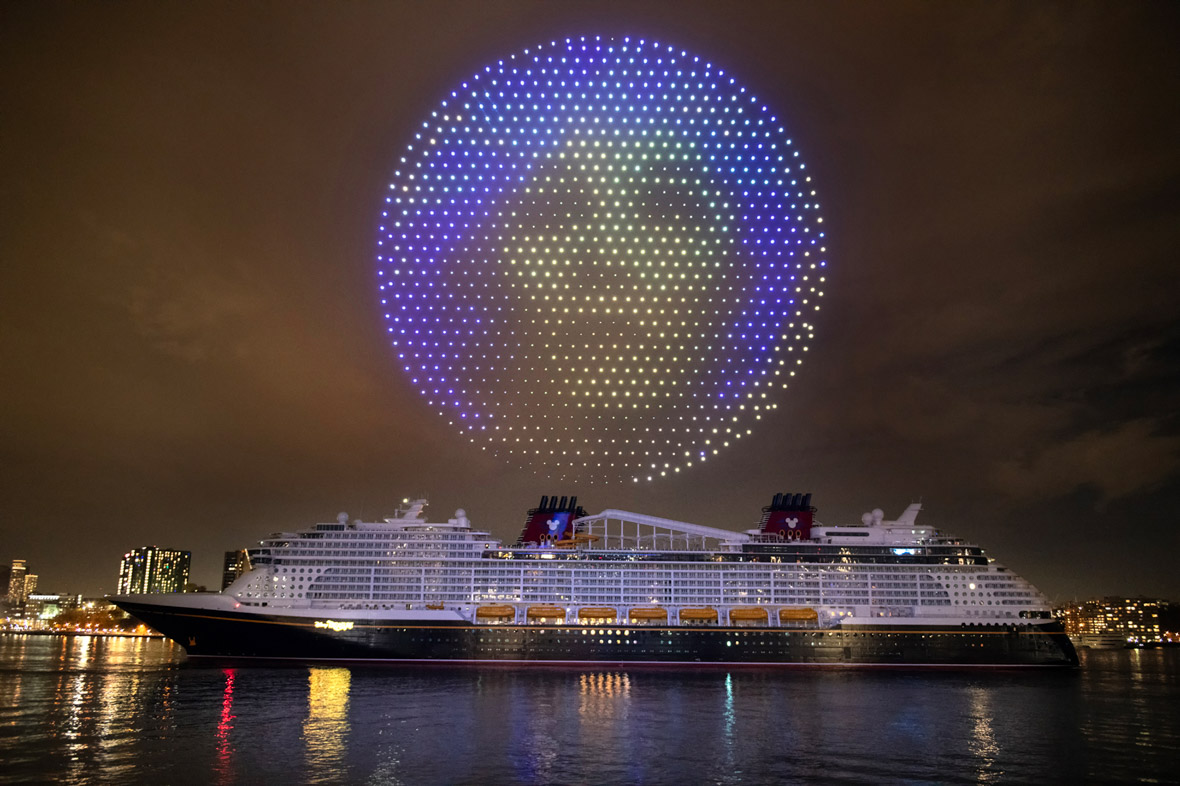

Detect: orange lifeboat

[475,605,516,621]
[779,607,819,623]
[577,607,618,621]
[628,607,668,623]
[527,605,566,621]
[729,607,769,623]
[679,607,719,623]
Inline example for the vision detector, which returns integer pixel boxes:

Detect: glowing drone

[376,36,826,482]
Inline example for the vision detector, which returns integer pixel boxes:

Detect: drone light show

[376,35,826,483]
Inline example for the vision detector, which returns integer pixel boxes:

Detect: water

[1,635,1177,785]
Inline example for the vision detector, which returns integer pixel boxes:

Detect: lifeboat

[425,602,445,610]
[628,607,668,623]
[678,607,719,623]
[554,534,598,548]
[475,605,516,622]
[527,605,566,621]
[779,607,819,623]
[577,607,618,621]
[729,607,769,623]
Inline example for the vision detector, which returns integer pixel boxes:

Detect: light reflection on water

[215,669,236,785]
[967,687,1000,782]
[303,668,351,781]
[0,637,1177,784]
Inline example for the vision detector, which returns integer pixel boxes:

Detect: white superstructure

[223,499,1052,628]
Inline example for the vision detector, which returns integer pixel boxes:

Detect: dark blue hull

[114,600,1078,668]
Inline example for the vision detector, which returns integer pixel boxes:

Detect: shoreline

[0,629,164,639]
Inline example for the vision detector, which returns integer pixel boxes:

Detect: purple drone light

[376,36,826,482]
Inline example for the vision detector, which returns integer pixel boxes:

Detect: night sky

[3,2,1178,601]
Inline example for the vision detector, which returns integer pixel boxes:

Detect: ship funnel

[515,494,588,545]
[760,492,816,541]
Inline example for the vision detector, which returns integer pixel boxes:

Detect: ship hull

[114,599,1078,668]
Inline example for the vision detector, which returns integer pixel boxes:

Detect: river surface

[1,634,1177,784]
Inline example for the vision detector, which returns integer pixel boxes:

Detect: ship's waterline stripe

[185,654,1067,669]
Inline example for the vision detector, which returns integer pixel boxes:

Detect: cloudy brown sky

[2,1,1178,600]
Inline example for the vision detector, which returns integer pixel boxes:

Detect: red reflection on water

[216,669,236,780]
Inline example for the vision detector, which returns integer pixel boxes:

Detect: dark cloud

[1,1,1177,600]
[993,419,1179,502]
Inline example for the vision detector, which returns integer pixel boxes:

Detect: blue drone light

[376,36,826,482]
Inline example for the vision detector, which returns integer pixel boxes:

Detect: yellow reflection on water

[98,659,140,744]
[75,634,93,668]
[572,672,633,777]
[968,687,1000,783]
[578,671,631,702]
[57,641,97,782]
[303,667,352,778]
[577,672,631,731]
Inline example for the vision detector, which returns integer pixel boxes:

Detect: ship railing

[575,510,745,552]
[747,533,799,544]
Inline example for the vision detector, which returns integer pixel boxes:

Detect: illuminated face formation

[376,36,826,483]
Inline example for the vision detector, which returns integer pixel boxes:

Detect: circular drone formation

[376,36,826,483]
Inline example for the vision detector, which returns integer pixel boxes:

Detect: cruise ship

[112,494,1078,667]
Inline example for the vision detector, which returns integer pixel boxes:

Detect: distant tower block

[117,547,191,594]
[221,549,252,590]
[6,559,28,606]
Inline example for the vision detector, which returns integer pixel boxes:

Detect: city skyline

[2,3,1178,599]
